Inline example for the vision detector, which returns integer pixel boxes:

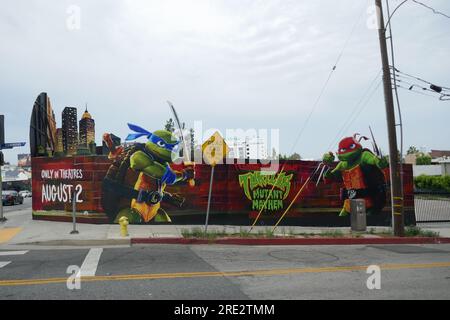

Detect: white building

[227,136,269,160]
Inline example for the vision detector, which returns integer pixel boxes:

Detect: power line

[392,66,450,90]
[249,0,370,230]
[327,70,382,150]
[396,84,440,98]
[290,0,369,154]
[338,80,383,140]
[412,0,450,19]
[385,0,450,29]
[391,67,450,100]
[386,0,405,211]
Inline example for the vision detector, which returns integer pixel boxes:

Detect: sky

[0,0,449,164]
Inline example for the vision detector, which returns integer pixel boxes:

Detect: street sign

[201,132,229,233]
[201,132,229,166]
[0,142,26,150]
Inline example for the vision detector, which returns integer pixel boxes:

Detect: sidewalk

[1,207,450,248]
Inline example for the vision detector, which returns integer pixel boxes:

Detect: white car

[19,190,32,198]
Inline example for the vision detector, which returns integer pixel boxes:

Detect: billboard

[28,93,416,227]
[18,154,31,167]
[31,155,416,226]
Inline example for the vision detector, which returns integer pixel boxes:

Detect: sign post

[201,132,229,234]
[0,114,26,223]
[0,158,4,223]
[70,195,79,234]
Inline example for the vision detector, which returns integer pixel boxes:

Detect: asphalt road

[1,243,450,300]
[1,197,32,214]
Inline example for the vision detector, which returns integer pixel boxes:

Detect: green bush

[416,154,432,165]
[414,175,450,192]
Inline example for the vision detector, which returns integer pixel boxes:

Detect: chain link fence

[415,191,450,224]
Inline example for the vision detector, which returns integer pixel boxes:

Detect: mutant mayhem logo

[238,171,293,211]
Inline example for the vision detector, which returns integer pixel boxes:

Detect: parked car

[2,190,24,205]
[19,190,32,198]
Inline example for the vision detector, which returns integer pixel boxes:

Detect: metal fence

[415,191,450,224]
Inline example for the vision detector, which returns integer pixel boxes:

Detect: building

[62,107,78,156]
[79,106,95,147]
[404,153,417,165]
[29,92,57,157]
[430,150,450,159]
[228,136,268,160]
[54,128,64,156]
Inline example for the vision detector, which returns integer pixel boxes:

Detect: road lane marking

[79,248,103,277]
[0,251,28,256]
[0,261,450,287]
[0,261,11,268]
[0,228,22,244]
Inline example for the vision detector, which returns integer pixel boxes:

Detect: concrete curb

[131,237,450,246]
[15,239,131,247]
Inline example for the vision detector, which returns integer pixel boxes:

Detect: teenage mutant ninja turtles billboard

[28,93,416,226]
[31,149,416,226]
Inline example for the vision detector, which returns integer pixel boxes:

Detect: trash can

[350,199,367,232]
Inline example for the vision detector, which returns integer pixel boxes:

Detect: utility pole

[376,0,404,236]
[0,159,5,223]
[0,115,5,223]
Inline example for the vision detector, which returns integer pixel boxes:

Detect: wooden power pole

[376,0,404,236]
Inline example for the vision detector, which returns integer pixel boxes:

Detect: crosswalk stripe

[0,261,11,268]
[0,251,28,256]
[79,248,103,277]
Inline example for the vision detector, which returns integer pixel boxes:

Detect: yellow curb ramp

[0,228,22,244]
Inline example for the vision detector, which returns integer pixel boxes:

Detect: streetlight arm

[384,0,409,30]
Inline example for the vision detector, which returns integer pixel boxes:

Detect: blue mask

[125,123,180,152]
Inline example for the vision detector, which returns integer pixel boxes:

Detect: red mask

[337,136,362,155]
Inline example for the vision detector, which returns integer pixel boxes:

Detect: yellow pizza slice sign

[202,131,229,166]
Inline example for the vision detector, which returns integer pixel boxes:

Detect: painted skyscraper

[62,107,78,156]
[79,105,95,147]
[55,128,64,155]
[29,92,57,157]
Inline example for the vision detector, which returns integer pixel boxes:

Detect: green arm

[130,151,166,179]
[324,162,343,180]
[322,152,343,180]
[361,151,388,169]
[130,151,186,183]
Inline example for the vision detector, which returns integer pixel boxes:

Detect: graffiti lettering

[238,171,293,212]
[40,169,83,180]
[239,171,293,200]
[41,183,83,203]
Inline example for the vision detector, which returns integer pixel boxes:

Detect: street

[1,198,450,300]
[1,243,449,300]
[1,197,32,214]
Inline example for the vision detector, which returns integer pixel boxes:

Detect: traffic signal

[0,151,4,166]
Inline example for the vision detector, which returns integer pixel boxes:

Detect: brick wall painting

[31,156,416,226]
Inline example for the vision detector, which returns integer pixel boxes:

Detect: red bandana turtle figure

[323,134,389,217]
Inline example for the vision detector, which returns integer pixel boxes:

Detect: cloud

[0,0,449,164]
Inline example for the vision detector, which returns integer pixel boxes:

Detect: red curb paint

[131,237,450,246]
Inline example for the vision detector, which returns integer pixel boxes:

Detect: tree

[279,153,301,160]
[287,153,301,160]
[416,153,432,165]
[407,146,419,155]
[165,118,175,133]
